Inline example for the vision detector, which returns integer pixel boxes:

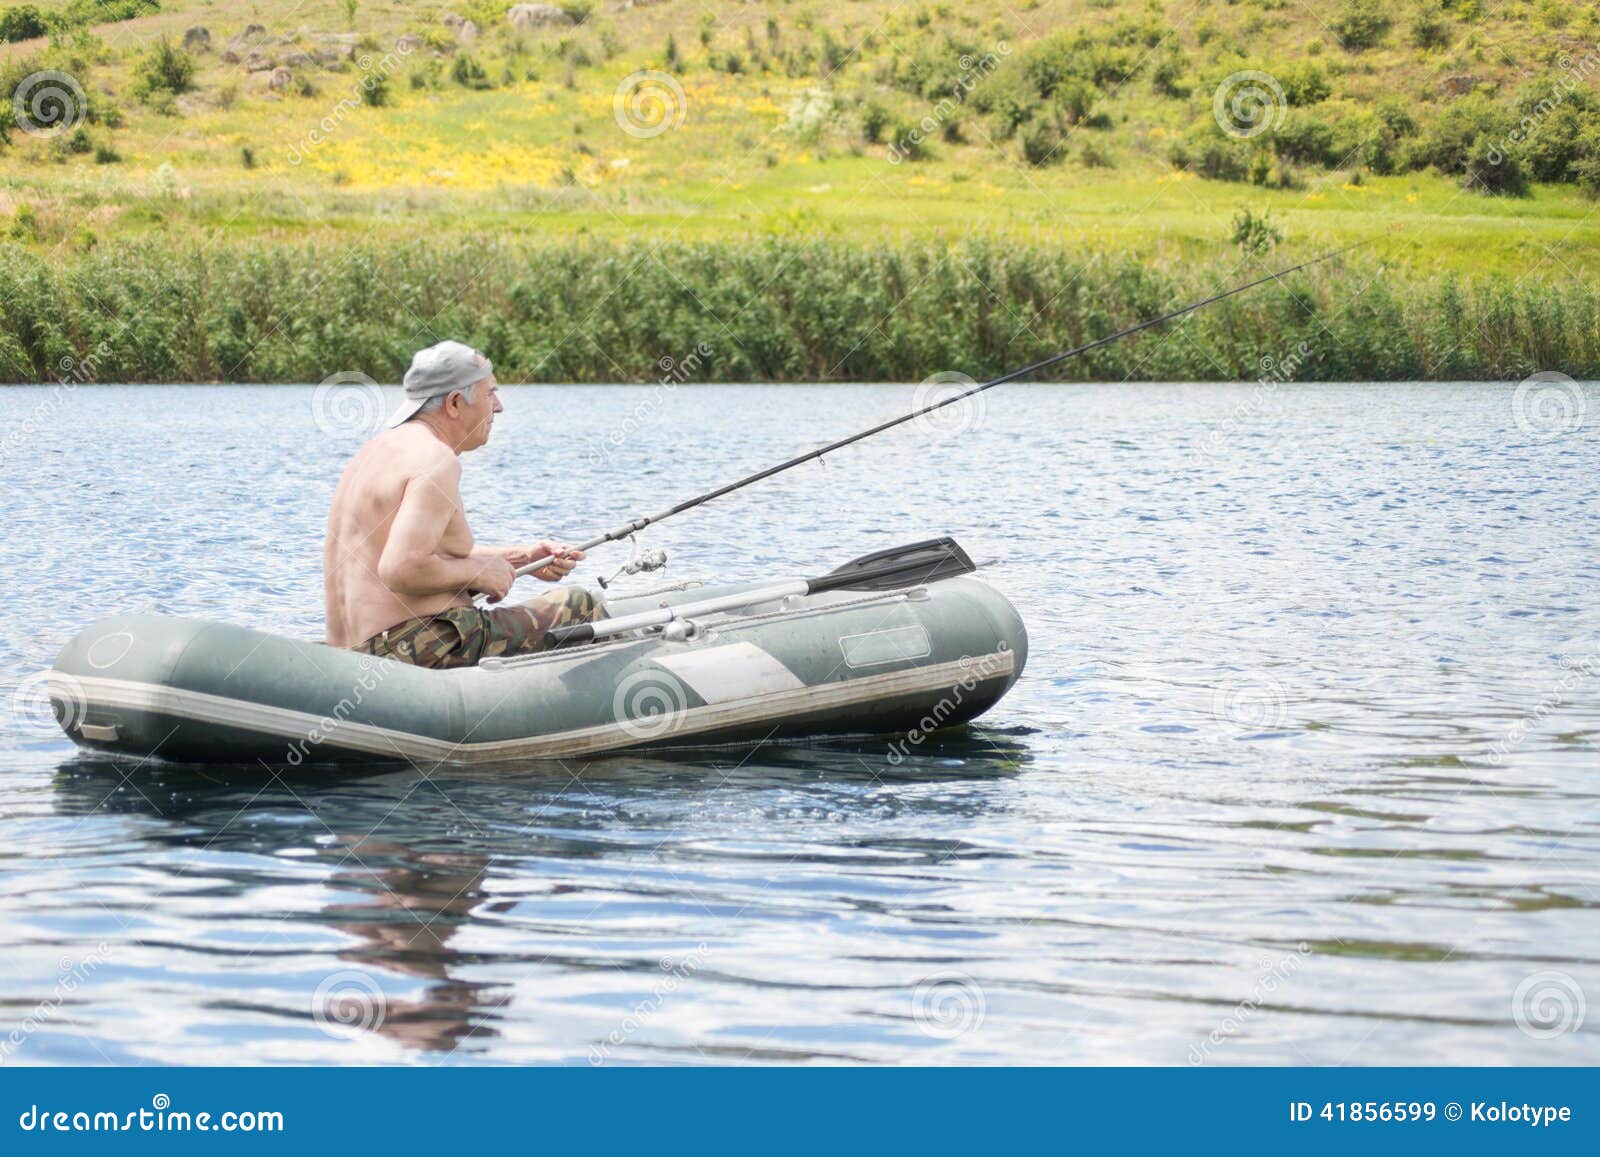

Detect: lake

[0,380,1596,1065]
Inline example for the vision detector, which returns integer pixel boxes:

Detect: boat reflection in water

[51,732,1027,1059]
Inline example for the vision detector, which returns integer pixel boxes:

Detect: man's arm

[376,458,510,600]
[471,540,585,582]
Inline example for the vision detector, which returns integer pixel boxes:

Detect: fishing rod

[515,241,1368,580]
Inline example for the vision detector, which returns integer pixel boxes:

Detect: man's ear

[443,390,465,417]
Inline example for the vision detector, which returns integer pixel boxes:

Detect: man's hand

[505,540,584,583]
[470,556,516,603]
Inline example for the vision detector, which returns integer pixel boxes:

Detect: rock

[269,67,292,91]
[456,19,479,45]
[183,27,211,52]
[231,23,268,49]
[221,49,240,64]
[311,31,359,61]
[1439,73,1479,97]
[243,51,275,72]
[507,4,573,31]
[283,50,313,68]
[442,11,466,30]
[395,33,424,52]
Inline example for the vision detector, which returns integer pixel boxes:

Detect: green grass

[1,0,1597,380]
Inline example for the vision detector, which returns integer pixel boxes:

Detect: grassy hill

[0,0,1597,381]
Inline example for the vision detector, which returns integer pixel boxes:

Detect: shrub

[451,55,493,90]
[1150,52,1189,98]
[1279,62,1331,105]
[136,37,194,98]
[1231,207,1282,254]
[1410,10,1452,50]
[558,0,594,25]
[0,5,47,44]
[1020,119,1064,166]
[860,100,890,143]
[360,70,390,107]
[1333,0,1392,51]
[93,140,119,163]
[1169,130,1250,181]
[1271,112,1337,166]
[1461,133,1527,194]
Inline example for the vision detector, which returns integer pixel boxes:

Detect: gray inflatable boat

[48,542,1026,766]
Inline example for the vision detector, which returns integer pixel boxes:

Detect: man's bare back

[324,424,477,648]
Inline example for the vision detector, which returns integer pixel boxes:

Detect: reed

[1,238,1594,383]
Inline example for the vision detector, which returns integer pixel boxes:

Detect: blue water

[0,381,1596,1065]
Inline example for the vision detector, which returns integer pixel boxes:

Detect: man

[323,340,605,668]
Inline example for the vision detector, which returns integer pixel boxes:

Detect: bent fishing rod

[516,241,1368,580]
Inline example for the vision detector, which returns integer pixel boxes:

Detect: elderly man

[323,340,604,667]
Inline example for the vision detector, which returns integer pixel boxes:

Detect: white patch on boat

[652,642,805,704]
[838,625,932,669]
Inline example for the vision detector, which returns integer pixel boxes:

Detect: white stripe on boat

[652,641,805,703]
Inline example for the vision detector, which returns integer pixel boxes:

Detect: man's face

[459,374,502,451]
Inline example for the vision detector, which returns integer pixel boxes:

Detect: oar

[544,536,975,647]
[514,242,1368,583]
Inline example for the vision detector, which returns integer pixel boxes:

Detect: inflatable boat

[48,540,1026,766]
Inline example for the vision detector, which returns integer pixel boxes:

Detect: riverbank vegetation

[1,1,1597,380]
[3,239,1593,382]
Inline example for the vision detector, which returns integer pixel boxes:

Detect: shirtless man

[323,340,605,668]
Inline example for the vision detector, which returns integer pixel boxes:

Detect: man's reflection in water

[319,837,504,1055]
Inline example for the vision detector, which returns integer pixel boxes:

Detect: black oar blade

[808,537,977,595]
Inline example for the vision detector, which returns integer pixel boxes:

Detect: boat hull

[49,576,1026,766]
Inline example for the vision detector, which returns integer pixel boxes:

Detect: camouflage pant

[353,587,606,670]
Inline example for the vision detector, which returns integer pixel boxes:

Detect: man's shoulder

[375,425,460,478]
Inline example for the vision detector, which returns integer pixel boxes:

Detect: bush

[860,100,890,144]
[1278,62,1331,105]
[0,5,47,44]
[1410,10,1452,50]
[136,37,194,98]
[1461,133,1527,194]
[1169,130,1250,181]
[1333,0,1392,51]
[1231,207,1282,254]
[360,70,390,107]
[1271,112,1337,166]
[1020,119,1064,166]
[451,55,493,90]
[1150,52,1189,98]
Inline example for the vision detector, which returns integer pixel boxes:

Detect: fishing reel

[596,534,668,590]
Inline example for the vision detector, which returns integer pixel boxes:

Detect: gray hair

[412,378,477,417]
